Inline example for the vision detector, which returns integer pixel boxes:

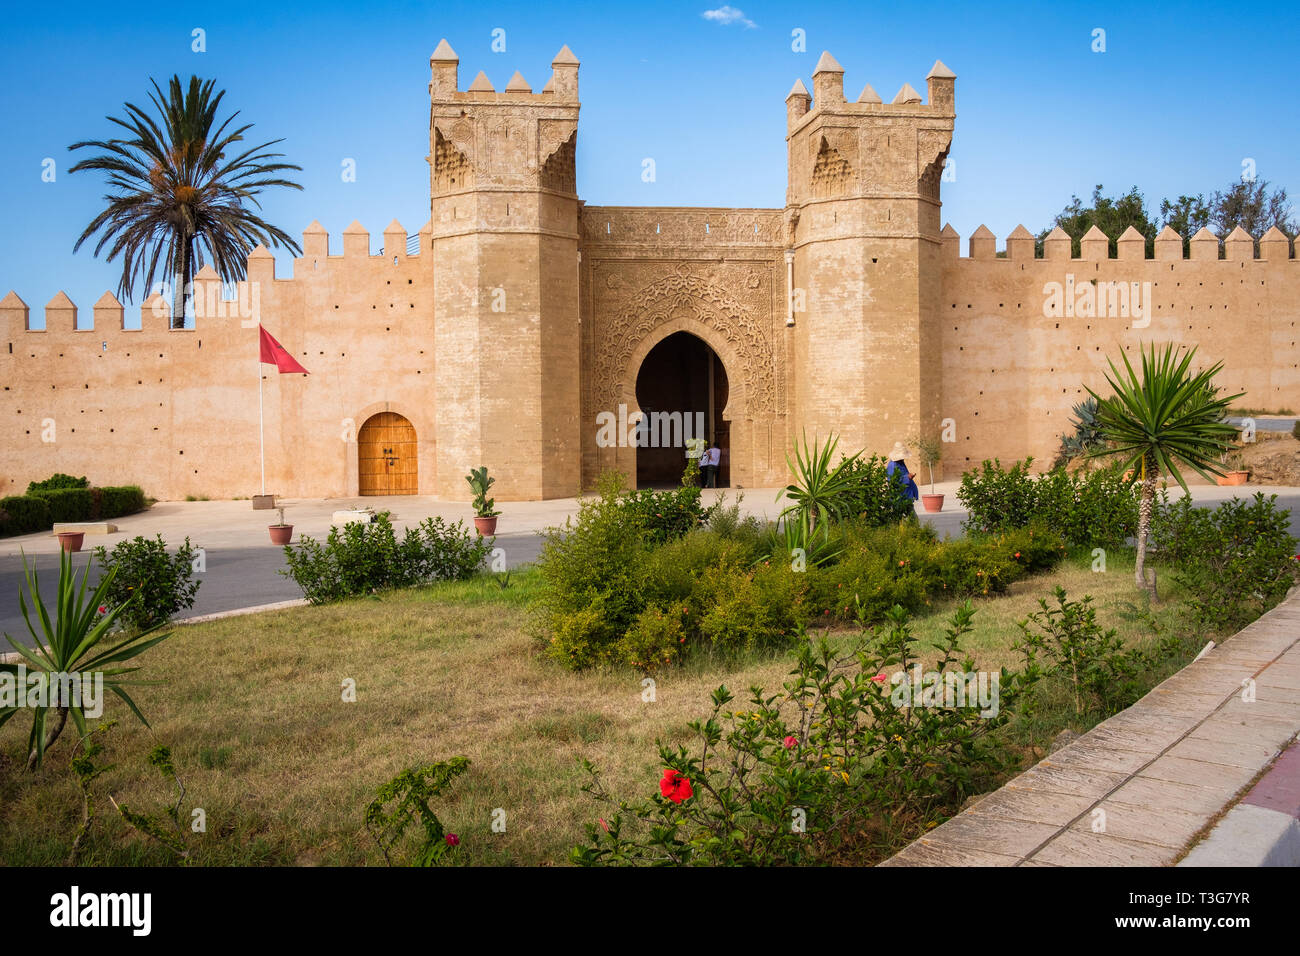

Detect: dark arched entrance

[634,331,729,488]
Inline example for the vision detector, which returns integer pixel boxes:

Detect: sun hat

[887,442,909,462]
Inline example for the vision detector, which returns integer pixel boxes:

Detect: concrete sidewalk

[882,585,1300,867]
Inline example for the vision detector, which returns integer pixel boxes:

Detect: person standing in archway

[701,440,721,488]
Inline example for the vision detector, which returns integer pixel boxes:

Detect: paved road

[0,530,545,649]
[1227,416,1297,432]
[4,483,1298,649]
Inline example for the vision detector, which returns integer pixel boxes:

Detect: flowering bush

[92,534,200,632]
[365,757,469,867]
[572,603,1035,865]
[1150,492,1298,634]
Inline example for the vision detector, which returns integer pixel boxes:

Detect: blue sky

[1,0,1296,320]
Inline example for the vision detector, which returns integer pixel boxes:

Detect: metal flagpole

[258,347,266,495]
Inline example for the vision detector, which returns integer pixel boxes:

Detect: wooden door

[358,412,418,495]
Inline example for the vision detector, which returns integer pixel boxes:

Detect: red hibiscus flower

[783,735,798,749]
[660,768,693,804]
[97,605,107,615]
[870,672,888,684]
[445,833,460,847]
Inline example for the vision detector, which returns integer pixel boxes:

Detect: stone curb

[1179,740,1300,866]
[882,586,1300,867]
[0,598,311,663]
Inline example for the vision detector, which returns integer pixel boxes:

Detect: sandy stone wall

[938,225,1300,475]
[0,225,437,501]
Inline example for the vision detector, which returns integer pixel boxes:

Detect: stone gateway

[3,42,1296,501]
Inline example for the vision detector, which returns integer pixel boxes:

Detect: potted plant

[1216,452,1250,486]
[269,506,293,544]
[55,529,85,553]
[466,466,499,536]
[910,433,945,512]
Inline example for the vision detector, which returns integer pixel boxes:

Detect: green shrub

[573,603,1034,866]
[838,454,919,527]
[1015,587,1189,717]
[282,513,491,605]
[29,487,95,523]
[959,458,1137,548]
[366,758,470,867]
[26,473,88,494]
[694,561,807,654]
[1151,493,1299,634]
[0,495,50,534]
[619,484,716,546]
[96,485,146,518]
[616,604,689,671]
[807,521,1066,623]
[537,475,652,667]
[92,535,201,632]
[1293,420,1300,441]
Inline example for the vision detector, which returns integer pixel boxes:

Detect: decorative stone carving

[587,264,780,428]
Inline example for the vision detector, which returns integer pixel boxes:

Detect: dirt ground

[1238,429,1300,485]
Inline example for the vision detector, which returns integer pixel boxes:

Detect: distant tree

[1157,194,1210,257]
[69,75,303,328]
[1209,178,1297,243]
[1035,185,1157,258]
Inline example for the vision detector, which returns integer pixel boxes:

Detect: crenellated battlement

[429,38,578,102]
[941,222,1298,262]
[786,52,956,132]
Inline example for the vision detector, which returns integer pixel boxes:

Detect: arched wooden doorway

[357,411,418,495]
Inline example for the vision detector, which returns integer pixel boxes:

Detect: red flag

[259,325,309,374]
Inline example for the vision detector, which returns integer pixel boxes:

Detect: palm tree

[69,75,303,328]
[1085,343,1243,596]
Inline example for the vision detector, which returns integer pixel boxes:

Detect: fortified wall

[2,41,1297,503]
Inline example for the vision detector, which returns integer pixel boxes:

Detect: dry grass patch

[0,553,1193,866]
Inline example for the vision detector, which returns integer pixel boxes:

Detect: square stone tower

[428,40,582,499]
[785,53,955,462]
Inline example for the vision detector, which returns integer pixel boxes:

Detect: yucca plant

[1,550,169,770]
[1085,343,1243,595]
[69,75,303,327]
[779,432,862,537]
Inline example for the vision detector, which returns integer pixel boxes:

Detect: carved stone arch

[594,268,776,420]
[619,315,746,426]
[590,267,779,488]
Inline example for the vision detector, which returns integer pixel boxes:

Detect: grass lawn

[0,549,1202,866]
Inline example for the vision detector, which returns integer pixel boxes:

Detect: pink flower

[783,736,798,749]
[445,833,460,847]
[870,672,888,684]
[599,817,610,833]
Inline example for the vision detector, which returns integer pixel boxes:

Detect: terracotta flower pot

[269,524,294,545]
[473,516,498,536]
[921,493,945,513]
[56,531,85,553]
[1215,471,1249,486]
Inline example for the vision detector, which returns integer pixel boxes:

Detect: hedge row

[0,485,146,536]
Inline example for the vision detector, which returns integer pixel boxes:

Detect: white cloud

[701,6,756,29]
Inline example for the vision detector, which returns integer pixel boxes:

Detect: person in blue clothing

[886,442,919,501]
